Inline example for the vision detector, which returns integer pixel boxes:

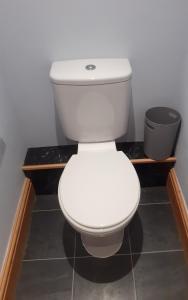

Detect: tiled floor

[16,187,188,299]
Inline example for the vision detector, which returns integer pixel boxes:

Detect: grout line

[73,255,92,259]
[22,249,183,263]
[128,228,137,300]
[71,233,76,300]
[32,208,61,213]
[22,257,74,262]
[132,249,184,255]
[31,203,171,211]
[75,253,131,258]
[32,203,171,212]
[139,202,170,206]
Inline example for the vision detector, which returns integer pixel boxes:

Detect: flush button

[85,64,96,71]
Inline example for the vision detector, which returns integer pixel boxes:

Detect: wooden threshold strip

[22,156,176,171]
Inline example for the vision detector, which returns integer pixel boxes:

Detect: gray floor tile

[16,259,73,300]
[17,189,186,300]
[140,186,169,204]
[116,227,131,255]
[75,228,130,258]
[73,255,135,300]
[129,204,182,253]
[33,194,60,211]
[133,251,188,300]
[75,233,91,258]
[24,211,75,259]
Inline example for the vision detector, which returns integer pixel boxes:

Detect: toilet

[50,58,140,258]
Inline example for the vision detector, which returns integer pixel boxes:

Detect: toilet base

[81,229,124,258]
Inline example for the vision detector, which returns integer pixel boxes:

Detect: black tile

[26,162,175,193]
[116,227,131,255]
[16,259,73,300]
[24,211,75,259]
[25,169,63,194]
[116,141,145,159]
[73,255,135,300]
[140,186,169,204]
[24,142,175,193]
[24,145,77,165]
[24,142,144,166]
[134,163,174,187]
[75,228,131,258]
[75,233,91,258]
[33,194,60,211]
[129,204,182,253]
[133,252,188,300]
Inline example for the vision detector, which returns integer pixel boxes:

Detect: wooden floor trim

[167,168,188,262]
[130,157,176,164]
[0,178,35,300]
[22,156,176,171]
[22,162,67,171]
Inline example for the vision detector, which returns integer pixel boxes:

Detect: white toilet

[50,58,140,258]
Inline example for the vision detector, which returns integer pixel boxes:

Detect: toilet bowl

[50,58,141,257]
[58,142,140,257]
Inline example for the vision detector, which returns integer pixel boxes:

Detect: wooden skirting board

[167,168,188,262]
[22,156,176,171]
[0,178,35,300]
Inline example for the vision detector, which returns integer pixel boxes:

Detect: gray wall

[0,0,188,271]
[0,69,26,269]
[175,54,188,204]
[0,0,187,146]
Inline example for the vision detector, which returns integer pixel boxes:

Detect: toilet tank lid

[49,58,132,85]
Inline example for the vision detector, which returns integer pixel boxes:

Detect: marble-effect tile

[24,142,175,194]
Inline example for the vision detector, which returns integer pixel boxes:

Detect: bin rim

[145,106,181,126]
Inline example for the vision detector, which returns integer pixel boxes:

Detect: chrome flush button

[85,64,96,71]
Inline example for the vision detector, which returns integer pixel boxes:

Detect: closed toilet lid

[58,151,140,230]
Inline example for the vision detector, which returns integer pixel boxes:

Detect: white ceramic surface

[51,58,140,257]
[81,229,124,258]
[50,58,132,142]
[58,147,140,230]
[50,58,132,85]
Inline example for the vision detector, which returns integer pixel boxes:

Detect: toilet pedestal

[81,229,124,258]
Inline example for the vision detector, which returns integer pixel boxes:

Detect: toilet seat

[58,148,140,232]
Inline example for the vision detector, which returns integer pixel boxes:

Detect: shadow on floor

[63,214,143,283]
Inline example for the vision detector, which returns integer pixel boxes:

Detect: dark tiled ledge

[24,144,78,166]
[24,142,145,166]
[23,142,176,194]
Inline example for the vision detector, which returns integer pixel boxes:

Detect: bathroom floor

[16,187,188,300]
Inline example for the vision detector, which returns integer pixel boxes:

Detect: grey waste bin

[144,107,181,160]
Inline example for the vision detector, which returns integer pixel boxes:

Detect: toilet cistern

[50,58,140,258]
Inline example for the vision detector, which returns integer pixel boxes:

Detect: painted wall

[175,54,188,204]
[0,0,187,146]
[0,68,26,269]
[0,0,188,271]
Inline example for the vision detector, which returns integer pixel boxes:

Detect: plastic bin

[144,107,181,160]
